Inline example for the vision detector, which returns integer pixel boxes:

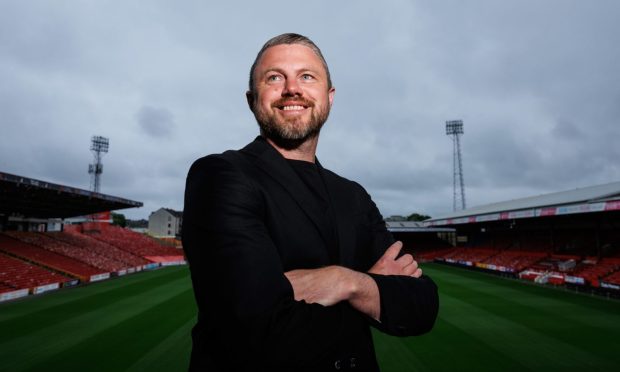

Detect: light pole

[446,120,466,211]
[89,136,109,193]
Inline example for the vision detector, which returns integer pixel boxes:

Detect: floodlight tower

[88,136,109,193]
[446,120,466,211]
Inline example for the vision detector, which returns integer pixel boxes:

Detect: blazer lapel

[241,137,334,250]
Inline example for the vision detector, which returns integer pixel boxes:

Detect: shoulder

[185,149,258,201]
[321,167,369,197]
[187,137,270,178]
[188,150,242,173]
[186,148,255,182]
[184,150,263,218]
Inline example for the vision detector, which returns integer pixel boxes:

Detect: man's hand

[285,266,380,320]
[283,241,421,321]
[368,241,422,278]
[284,266,357,306]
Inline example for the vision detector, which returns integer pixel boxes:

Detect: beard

[253,96,331,150]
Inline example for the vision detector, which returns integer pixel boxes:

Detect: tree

[407,213,431,221]
[111,212,127,227]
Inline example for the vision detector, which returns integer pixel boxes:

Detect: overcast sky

[1,0,619,220]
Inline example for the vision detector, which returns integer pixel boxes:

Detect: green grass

[1,263,619,371]
[0,267,195,371]
[374,264,620,371]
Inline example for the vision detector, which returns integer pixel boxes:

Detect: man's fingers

[402,264,415,276]
[401,259,418,276]
[383,241,403,260]
[371,242,424,277]
[396,253,414,267]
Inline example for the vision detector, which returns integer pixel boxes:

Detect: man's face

[249,44,335,149]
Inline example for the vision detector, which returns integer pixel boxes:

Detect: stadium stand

[45,231,149,267]
[423,182,620,296]
[428,241,620,289]
[0,252,70,293]
[156,236,183,248]
[417,247,459,262]
[440,247,497,264]
[83,224,182,258]
[0,171,142,219]
[603,269,620,286]
[572,257,620,286]
[387,221,456,263]
[481,250,548,272]
[4,231,127,272]
[0,233,103,280]
[0,282,15,293]
[0,171,188,301]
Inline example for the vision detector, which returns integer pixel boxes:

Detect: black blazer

[183,137,438,371]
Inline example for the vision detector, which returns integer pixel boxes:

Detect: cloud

[136,106,175,138]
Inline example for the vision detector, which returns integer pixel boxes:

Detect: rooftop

[0,171,143,219]
[427,181,620,226]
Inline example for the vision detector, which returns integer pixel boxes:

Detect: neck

[264,135,319,163]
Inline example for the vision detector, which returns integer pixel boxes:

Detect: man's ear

[246,90,255,112]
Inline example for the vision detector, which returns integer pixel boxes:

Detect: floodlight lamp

[90,136,109,153]
[446,120,464,135]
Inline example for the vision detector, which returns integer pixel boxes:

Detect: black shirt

[286,159,340,263]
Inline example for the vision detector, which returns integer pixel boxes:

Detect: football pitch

[1,263,619,371]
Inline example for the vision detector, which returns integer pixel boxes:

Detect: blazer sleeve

[357,186,440,336]
[183,155,361,367]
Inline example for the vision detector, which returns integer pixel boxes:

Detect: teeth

[282,105,304,111]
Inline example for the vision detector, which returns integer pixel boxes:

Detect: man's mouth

[281,105,306,111]
[273,99,312,111]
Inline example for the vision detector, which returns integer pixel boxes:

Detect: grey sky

[1,0,619,220]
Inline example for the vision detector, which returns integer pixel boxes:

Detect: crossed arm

[284,241,422,321]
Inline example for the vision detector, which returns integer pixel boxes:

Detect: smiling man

[183,33,439,371]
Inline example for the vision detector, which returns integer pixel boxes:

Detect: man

[183,33,439,371]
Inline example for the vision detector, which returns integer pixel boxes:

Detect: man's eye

[301,74,314,81]
[267,75,281,82]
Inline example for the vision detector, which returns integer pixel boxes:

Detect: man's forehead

[257,44,324,71]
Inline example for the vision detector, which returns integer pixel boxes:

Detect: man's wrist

[348,270,367,299]
[334,266,361,302]
[346,270,380,320]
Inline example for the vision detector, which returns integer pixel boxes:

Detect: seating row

[86,224,181,257]
[0,234,102,279]
[429,245,620,286]
[481,250,548,272]
[4,231,127,271]
[0,253,70,293]
[47,231,148,267]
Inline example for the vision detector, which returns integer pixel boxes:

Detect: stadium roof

[0,171,143,219]
[386,220,454,233]
[426,181,620,227]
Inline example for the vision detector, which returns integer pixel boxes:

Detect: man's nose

[282,78,302,96]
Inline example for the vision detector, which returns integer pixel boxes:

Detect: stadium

[390,181,620,296]
[1,166,619,371]
[4,1,620,370]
